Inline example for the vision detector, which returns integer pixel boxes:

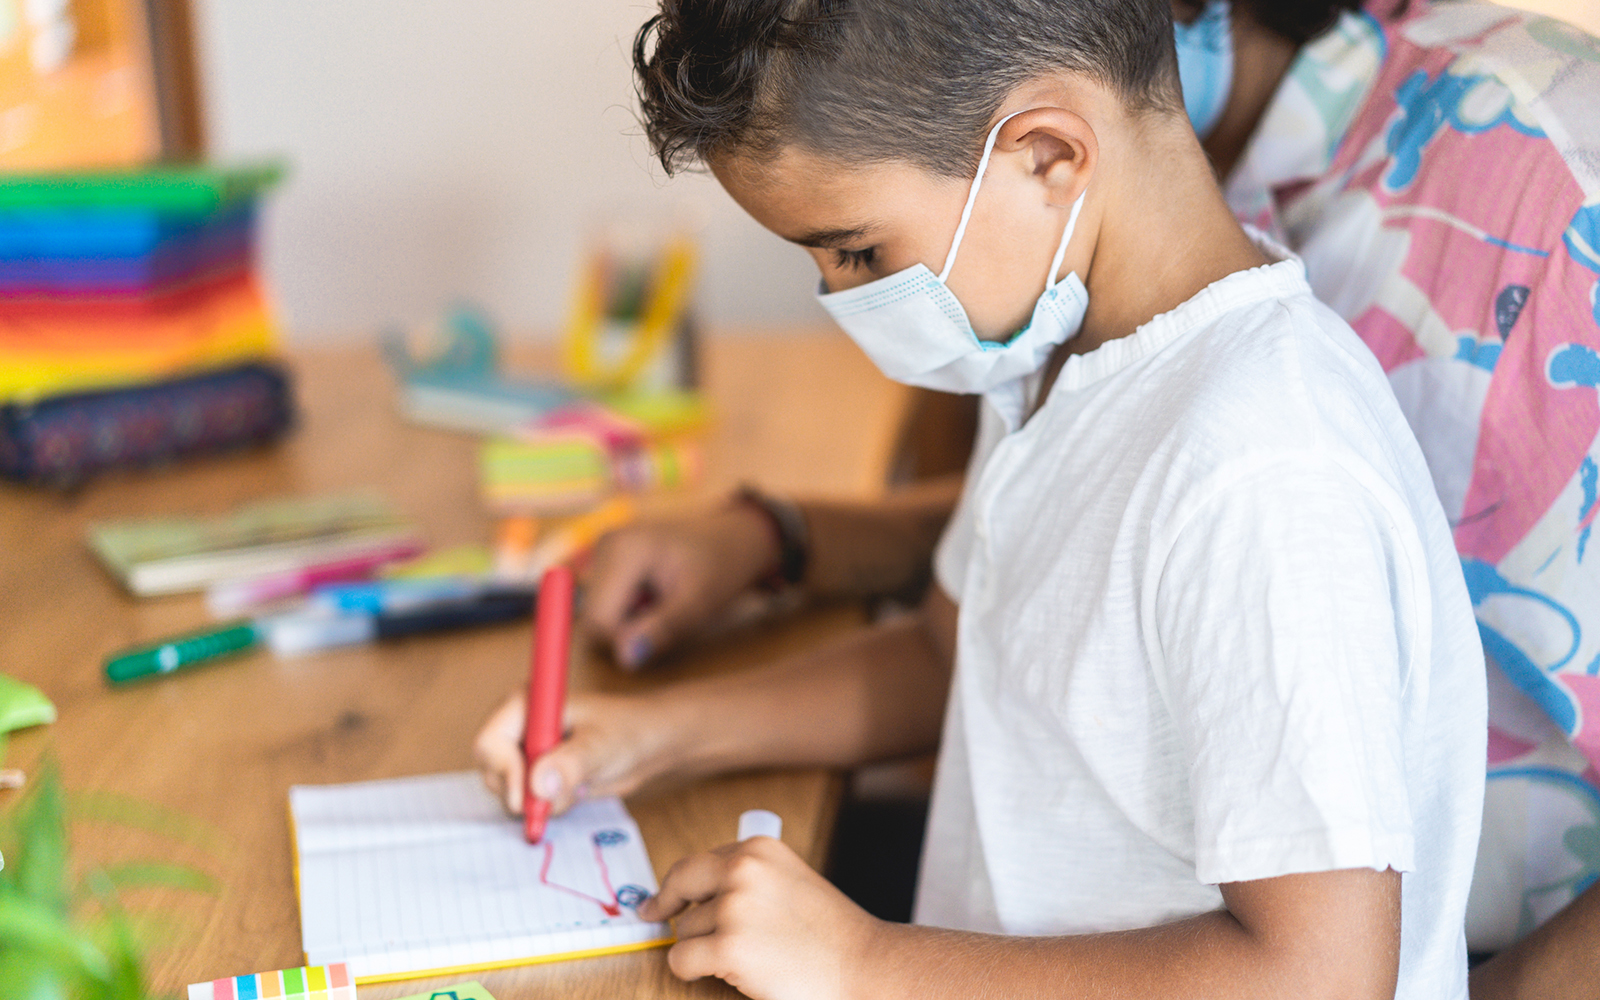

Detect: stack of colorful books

[0,164,294,486]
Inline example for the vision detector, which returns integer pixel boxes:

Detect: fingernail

[575,782,591,801]
[536,769,563,800]
[624,635,652,668]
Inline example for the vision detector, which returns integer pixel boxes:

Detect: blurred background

[5,0,1600,343]
[194,0,828,341]
[200,0,1600,340]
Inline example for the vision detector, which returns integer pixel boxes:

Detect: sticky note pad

[188,964,353,1000]
[392,982,497,1000]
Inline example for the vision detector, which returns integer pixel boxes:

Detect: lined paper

[290,772,669,980]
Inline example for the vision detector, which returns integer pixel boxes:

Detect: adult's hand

[584,504,779,669]
[584,477,967,670]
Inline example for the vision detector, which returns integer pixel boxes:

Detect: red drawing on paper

[539,831,623,916]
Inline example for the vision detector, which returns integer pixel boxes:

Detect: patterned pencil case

[0,362,295,487]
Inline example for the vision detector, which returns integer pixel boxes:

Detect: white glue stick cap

[737,809,782,842]
[263,608,375,656]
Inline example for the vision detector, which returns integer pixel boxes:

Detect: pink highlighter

[523,563,575,844]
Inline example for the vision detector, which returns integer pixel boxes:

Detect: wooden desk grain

[0,332,910,998]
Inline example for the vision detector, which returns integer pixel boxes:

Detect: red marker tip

[524,797,552,844]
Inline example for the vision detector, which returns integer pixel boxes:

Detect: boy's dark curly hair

[633,0,1183,178]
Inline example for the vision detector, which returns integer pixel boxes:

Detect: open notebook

[289,772,671,983]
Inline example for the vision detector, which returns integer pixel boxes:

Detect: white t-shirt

[916,249,1486,999]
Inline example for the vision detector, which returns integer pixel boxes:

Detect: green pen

[103,621,261,685]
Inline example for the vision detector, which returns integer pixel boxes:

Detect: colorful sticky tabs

[188,964,353,1000]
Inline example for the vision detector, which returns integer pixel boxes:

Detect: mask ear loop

[937,111,1025,283]
[1045,188,1088,291]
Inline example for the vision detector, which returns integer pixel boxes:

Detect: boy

[475,1,1486,996]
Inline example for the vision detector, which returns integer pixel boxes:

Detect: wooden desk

[0,332,910,998]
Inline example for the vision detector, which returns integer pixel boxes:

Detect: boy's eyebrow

[787,223,879,249]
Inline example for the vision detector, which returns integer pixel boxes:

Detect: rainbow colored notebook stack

[0,164,294,485]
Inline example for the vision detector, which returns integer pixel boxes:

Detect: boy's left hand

[639,835,882,1000]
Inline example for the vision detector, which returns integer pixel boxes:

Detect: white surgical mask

[1174,0,1234,140]
[816,111,1089,397]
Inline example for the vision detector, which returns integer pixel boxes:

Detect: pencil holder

[562,231,700,393]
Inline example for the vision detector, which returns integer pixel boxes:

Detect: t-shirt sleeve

[1150,456,1423,886]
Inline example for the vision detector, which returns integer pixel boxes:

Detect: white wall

[192,0,828,341]
[193,0,1600,343]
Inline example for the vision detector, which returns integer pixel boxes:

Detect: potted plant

[0,762,215,1000]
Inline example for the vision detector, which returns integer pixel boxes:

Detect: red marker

[523,563,574,844]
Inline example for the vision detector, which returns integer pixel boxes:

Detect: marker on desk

[376,588,534,639]
[495,514,541,580]
[264,588,535,656]
[311,576,488,615]
[516,497,636,583]
[104,621,260,685]
[524,564,575,844]
[738,809,783,842]
[204,540,426,616]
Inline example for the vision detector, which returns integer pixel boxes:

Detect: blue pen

[265,588,535,656]
[312,577,482,614]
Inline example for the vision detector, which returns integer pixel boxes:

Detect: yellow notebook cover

[287,771,671,983]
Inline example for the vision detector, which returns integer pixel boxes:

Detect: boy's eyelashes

[832,246,878,271]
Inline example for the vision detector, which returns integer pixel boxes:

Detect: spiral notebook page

[290,771,671,982]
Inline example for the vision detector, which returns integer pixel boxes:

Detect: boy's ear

[999,108,1097,210]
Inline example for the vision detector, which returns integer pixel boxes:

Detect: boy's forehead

[711,147,950,246]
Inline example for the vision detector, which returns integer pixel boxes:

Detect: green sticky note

[0,674,55,736]
[393,983,496,1000]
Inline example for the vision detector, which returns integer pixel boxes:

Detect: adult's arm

[1470,879,1600,1000]
[584,474,962,667]
[475,585,960,815]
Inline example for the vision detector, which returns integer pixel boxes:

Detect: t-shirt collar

[988,227,1308,430]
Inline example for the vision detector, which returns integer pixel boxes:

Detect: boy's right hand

[473,688,683,817]
[583,504,781,670]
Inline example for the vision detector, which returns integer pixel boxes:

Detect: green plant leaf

[83,907,194,957]
[66,792,226,857]
[0,759,207,1000]
[99,905,149,1000]
[0,951,71,1000]
[3,763,70,915]
[81,862,217,898]
[0,895,112,981]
